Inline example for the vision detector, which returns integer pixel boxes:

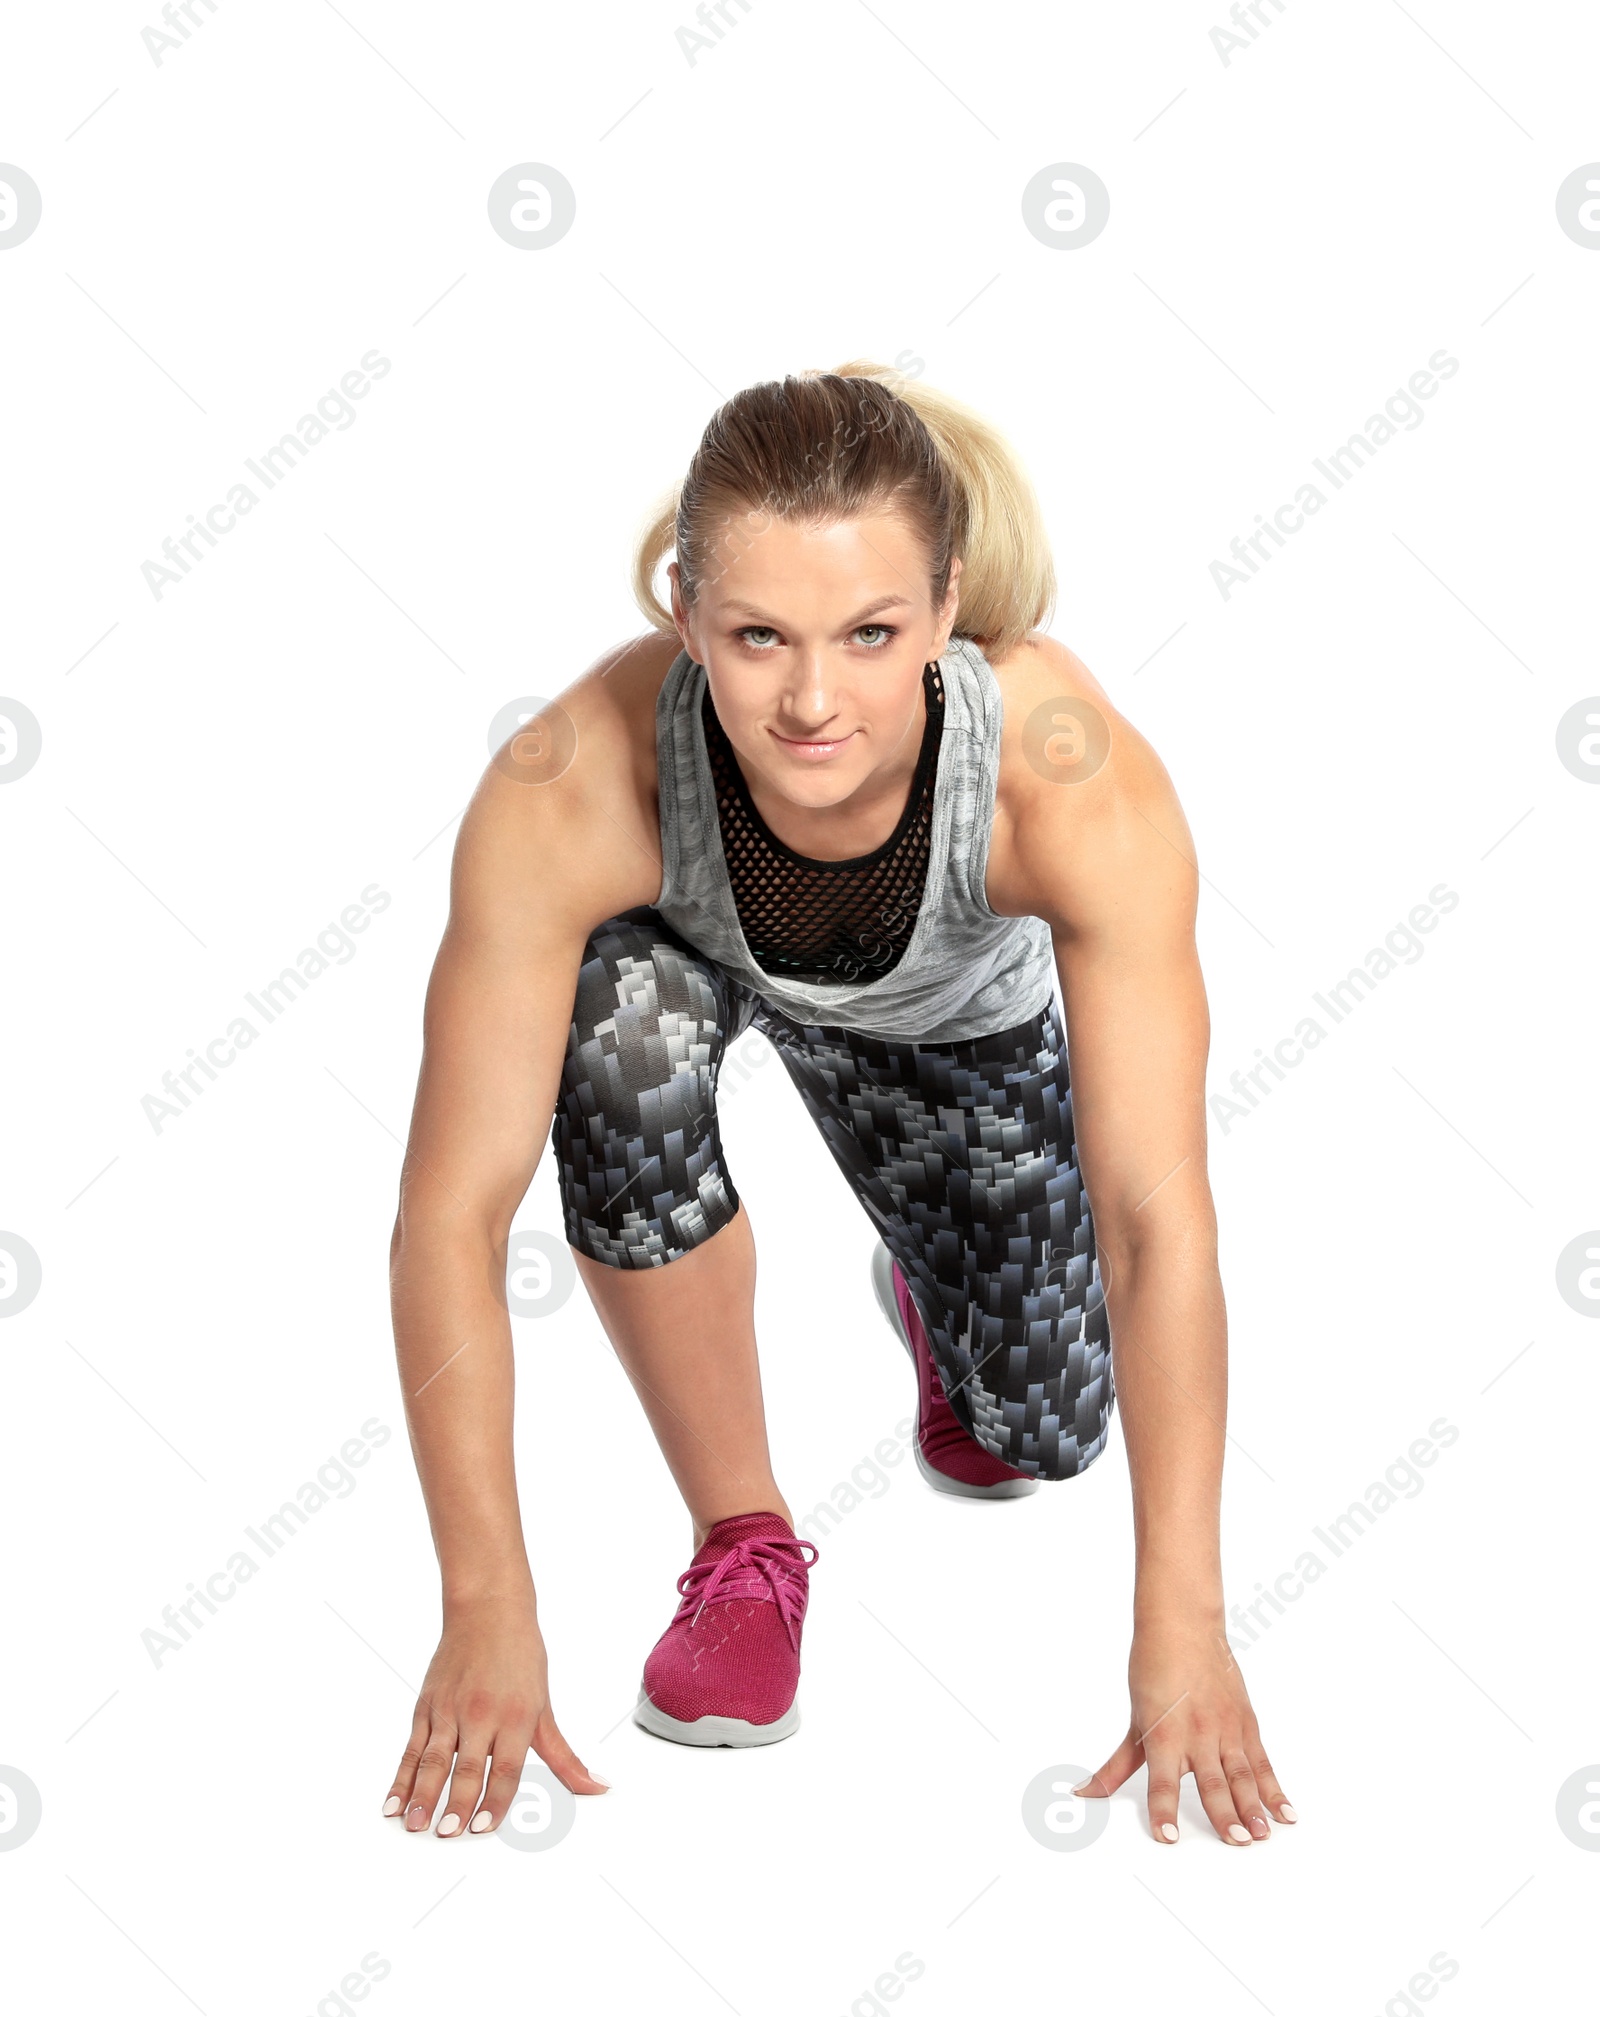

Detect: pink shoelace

[673,1533,821,1653]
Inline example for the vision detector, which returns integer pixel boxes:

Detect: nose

[779,654,841,733]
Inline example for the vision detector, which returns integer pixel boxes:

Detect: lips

[770,728,858,761]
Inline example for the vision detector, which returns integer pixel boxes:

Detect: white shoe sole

[870,1241,1039,1500]
[631,1687,801,1747]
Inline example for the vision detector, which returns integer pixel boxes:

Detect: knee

[962,1317,1112,1482]
[959,1399,1110,1484]
[570,912,674,1042]
[1008,1371,1114,1483]
[1028,1301,1114,1482]
[564,1188,742,1272]
[568,911,729,1059]
[1028,1429,1111,1484]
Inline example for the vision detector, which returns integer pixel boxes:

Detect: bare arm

[1025,713,1223,1626]
[384,649,664,1836]
[993,637,1294,1846]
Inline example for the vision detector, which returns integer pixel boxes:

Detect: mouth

[769,727,858,761]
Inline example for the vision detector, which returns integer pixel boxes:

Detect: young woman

[382,362,1295,1849]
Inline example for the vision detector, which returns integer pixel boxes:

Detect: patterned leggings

[551,908,1113,1481]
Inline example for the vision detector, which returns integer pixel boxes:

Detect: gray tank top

[653,634,1057,1040]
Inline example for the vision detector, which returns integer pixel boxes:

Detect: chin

[760,756,863,808]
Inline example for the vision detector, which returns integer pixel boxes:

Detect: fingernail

[405,1804,428,1831]
[1249,1815,1270,1838]
[382,1796,402,1817]
[469,1811,495,1833]
[592,1775,612,1791]
[437,1814,462,1837]
[1279,1803,1298,1823]
[1227,1823,1251,1844]
[1159,1822,1178,1842]
[1070,1781,1092,1795]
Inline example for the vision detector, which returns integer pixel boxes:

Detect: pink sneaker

[633,1511,820,1747]
[870,1242,1039,1500]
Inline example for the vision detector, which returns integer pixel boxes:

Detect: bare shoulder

[555,627,683,800]
[451,629,684,941]
[983,631,1197,937]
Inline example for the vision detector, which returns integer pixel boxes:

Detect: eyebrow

[719,594,914,625]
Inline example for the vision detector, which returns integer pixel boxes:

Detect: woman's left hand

[1072,1609,1297,1846]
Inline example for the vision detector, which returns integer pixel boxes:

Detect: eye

[734,625,781,651]
[855,623,898,649]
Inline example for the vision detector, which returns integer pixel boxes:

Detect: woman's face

[669,508,961,814]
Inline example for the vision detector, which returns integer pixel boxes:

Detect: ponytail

[631,359,1055,660]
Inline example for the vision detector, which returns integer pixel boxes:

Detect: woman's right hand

[383,1592,611,1836]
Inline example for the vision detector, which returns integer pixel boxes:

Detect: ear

[667,561,695,654]
[932,554,963,650]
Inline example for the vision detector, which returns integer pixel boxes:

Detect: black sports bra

[700,663,945,987]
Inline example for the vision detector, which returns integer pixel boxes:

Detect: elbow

[1094,1191,1218,1277]
[390,1197,507,1279]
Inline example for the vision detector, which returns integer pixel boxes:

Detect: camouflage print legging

[551,907,1113,1481]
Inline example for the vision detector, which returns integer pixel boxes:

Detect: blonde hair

[630,359,1055,660]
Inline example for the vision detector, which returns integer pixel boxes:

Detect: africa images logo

[1209,349,1460,600]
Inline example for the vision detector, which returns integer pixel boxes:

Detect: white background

[2,1,1596,2010]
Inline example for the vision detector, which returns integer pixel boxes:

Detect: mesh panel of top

[700,663,944,987]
